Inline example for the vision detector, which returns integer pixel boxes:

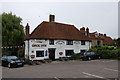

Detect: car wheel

[82,57,87,61]
[82,58,85,61]
[88,57,91,60]
[8,63,11,68]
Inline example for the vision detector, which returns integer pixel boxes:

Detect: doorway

[48,48,56,61]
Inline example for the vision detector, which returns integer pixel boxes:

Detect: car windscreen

[7,56,18,60]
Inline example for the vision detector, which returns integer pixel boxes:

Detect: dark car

[1,56,24,68]
[80,52,102,61]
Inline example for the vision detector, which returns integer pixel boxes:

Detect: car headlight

[10,61,15,63]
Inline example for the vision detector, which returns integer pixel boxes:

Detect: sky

[0,0,119,39]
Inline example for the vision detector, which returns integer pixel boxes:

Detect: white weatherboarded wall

[25,39,91,60]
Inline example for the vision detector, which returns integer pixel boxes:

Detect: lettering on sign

[36,41,43,43]
[32,44,46,47]
[56,41,65,45]
[41,45,46,47]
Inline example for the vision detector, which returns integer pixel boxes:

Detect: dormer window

[66,40,73,45]
[49,39,54,45]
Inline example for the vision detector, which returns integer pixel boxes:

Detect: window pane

[67,40,73,45]
[91,52,95,55]
[81,41,85,45]
[36,51,44,57]
[84,52,89,55]
[49,40,54,45]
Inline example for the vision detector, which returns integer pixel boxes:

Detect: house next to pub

[24,15,92,61]
[79,27,116,47]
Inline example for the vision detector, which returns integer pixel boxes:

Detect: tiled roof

[99,35,116,46]
[89,33,102,40]
[30,21,91,41]
[89,33,96,38]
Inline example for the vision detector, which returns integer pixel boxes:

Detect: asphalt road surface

[1,59,119,80]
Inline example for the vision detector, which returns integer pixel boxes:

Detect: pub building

[24,15,91,61]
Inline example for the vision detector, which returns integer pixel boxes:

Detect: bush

[71,53,80,60]
[91,46,119,59]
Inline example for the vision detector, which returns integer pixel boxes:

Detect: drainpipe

[28,39,30,60]
[25,23,30,60]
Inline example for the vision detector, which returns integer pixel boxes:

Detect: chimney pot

[104,34,106,36]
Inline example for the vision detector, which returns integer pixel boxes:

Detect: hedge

[91,46,120,59]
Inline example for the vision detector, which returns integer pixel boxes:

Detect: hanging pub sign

[59,52,63,55]
[56,40,65,45]
[74,41,80,45]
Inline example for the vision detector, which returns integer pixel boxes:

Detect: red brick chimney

[80,27,85,35]
[86,27,89,37]
[25,23,30,39]
[49,14,55,22]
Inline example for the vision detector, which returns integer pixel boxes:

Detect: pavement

[1,59,119,80]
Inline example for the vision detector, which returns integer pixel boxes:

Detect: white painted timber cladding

[25,39,91,60]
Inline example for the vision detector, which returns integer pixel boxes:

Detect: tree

[116,38,120,47]
[1,12,25,55]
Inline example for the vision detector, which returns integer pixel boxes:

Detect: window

[91,52,95,55]
[36,51,44,57]
[65,50,74,56]
[49,39,54,45]
[85,52,91,55]
[97,41,100,45]
[81,41,85,45]
[66,40,73,45]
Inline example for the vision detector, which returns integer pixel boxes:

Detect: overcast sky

[0,0,119,39]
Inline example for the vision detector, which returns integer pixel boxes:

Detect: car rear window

[84,52,91,55]
[7,56,17,60]
[91,52,95,55]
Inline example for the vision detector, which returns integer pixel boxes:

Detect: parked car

[80,52,102,61]
[1,56,24,68]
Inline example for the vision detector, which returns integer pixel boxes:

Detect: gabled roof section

[89,32,103,40]
[30,21,91,41]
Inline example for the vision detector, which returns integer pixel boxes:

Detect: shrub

[91,46,119,59]
[71,53,80,60]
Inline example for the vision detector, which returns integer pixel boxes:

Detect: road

[1,59,119,80]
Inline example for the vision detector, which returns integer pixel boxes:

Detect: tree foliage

[1,12,25,55]
[116,38,120,47]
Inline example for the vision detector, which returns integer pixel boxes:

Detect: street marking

[82,72,111,80]
[104,68,118,72]
[82,72,104,78]
[54,77,60,80]
[102,60,117,63]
